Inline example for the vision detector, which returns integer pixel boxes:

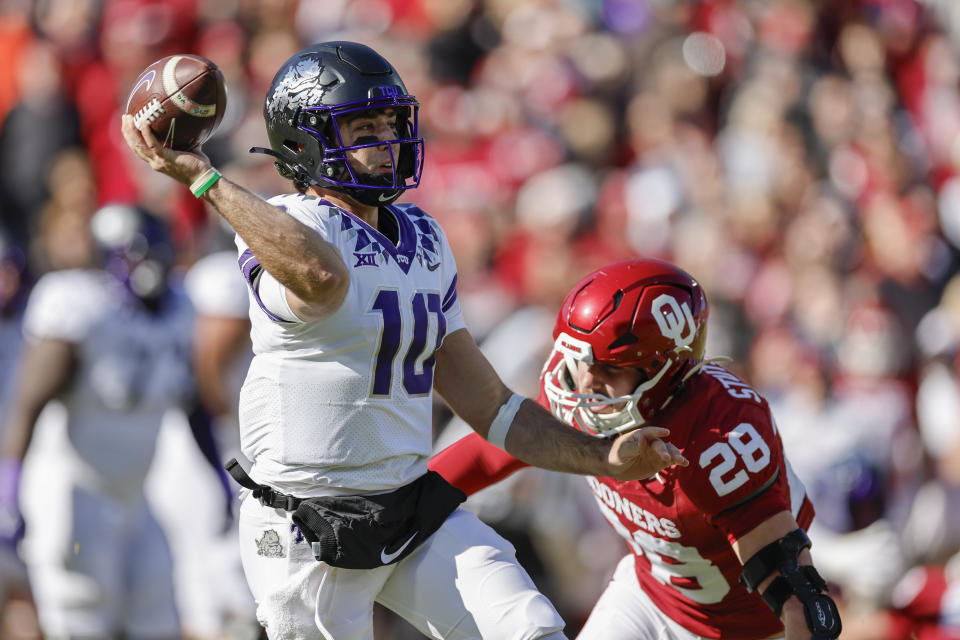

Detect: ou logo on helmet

[652,294,696,348]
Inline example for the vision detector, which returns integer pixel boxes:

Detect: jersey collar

[333,202,419,274]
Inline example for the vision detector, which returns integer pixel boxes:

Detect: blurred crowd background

[2,0,960,638]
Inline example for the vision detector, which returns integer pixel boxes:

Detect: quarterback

[431,259,842,640]
[121,41,687,640]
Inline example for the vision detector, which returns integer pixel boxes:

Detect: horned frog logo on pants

[256,529,285,558]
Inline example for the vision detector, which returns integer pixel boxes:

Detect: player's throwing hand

[120,114,211,188]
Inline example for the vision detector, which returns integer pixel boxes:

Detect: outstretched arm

[120,116,349,321]
[430,432,529,496]
[432,329,687,481]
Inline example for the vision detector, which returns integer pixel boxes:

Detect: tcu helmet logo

[374,85,400,98]
[652,294,696,348]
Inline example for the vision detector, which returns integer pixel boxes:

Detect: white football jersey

[22,269,194,496]
[236,195,465,496]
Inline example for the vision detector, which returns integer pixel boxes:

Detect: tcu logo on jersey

[652,294,696,349]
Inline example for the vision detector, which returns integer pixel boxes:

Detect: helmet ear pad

[263,109,326,184]
[270,115,360,188]
[297,109,354,183]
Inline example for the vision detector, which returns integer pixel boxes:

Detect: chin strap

[740,529,842,639]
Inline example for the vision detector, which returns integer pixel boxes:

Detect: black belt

[225,458,303,511]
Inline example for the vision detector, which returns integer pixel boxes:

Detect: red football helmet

[543,259,709,437]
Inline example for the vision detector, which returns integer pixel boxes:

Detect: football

[125,54,227,151]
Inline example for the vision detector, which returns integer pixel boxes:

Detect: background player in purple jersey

[0,204,193,639]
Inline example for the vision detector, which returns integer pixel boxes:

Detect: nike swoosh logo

[378,191,399,202]
[380,531,418,564]
[426,261,440,271]
[126,70,156,112]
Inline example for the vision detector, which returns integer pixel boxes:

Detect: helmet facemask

[297,94,424,205]
[544,332,683,438]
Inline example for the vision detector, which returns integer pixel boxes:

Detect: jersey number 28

[698,423,771,496]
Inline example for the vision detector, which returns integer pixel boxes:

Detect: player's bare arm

[734,511,841,640]
[1,339,76,460]
[120,115,349,320]
[433,329,687,481]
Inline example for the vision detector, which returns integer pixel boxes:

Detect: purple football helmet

[91,204,174,309]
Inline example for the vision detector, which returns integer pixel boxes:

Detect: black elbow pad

[740,529,842,639]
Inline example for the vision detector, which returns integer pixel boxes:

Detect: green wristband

[191,168,222,198]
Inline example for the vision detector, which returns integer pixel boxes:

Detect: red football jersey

[430,353,814,640]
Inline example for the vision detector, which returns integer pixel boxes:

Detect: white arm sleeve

[254,268,301,323]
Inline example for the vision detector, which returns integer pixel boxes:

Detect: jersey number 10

[369,289,447,397]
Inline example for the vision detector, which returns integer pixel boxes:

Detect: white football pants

[239,495,568,640]
[21,460,179,638]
